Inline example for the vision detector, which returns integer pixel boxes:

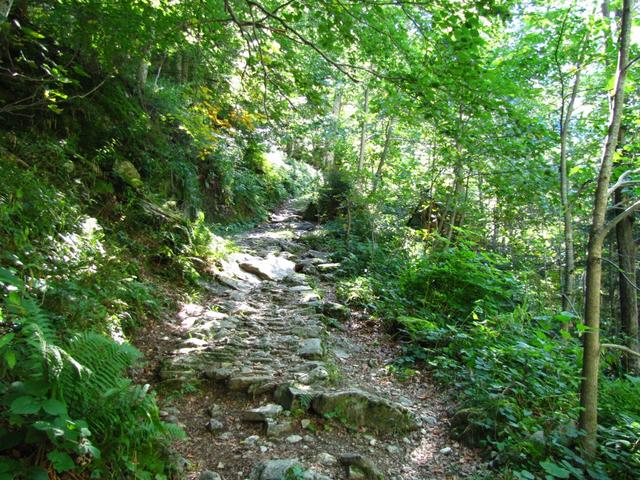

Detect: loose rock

[242,404,283,422]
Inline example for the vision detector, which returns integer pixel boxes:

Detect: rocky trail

[134,201,486,480]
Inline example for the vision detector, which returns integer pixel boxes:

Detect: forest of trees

[1,0,639,479]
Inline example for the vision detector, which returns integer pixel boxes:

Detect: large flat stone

[311,389,418,433]
[228,375,274,391]
[242,403,283,422]
[239,253,295,281]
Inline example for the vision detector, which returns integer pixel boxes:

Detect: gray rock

[286,434,303,443]
[308,366,329,383]
[317,452,337,466]
[199,471,222,480]
[243,435,260,445]
[206,418,224,433]
[228,375,274,391]
[242,404,283,422]
[386,445,401,454]
[203,367,234,382]
[439,447,452,455]
[239,254,296,282]
[273,383,316,411]
[339,454,383,480]
[311,389,418,433]
[299,338,324,360]
[249,459,302,480]
[422,415,438,426]
[319,302,350,321]
[266,419,294,437]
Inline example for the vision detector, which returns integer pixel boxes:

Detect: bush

[0,269,183,479]
[398,239,522,323]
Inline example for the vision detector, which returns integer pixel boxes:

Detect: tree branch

[601,343,640,358]
[607,167,640,196]
[600,197,640,240]
[243,0,360,82]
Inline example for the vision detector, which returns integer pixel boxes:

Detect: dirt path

[135,201,486,480]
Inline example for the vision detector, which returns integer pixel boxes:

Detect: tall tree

[578,0,635,456]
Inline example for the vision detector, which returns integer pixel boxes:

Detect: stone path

[136,201,486,480]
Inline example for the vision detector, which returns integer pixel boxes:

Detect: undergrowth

[308,191,640,480]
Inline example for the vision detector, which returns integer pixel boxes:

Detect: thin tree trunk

[323,86,343,170]
[176,52,183,84]
[615,187,640,374]
[447,147,466,242]
[559,74,581,315]
[579,0,633,456]
[371,118,394,195]
[153,54,167,89]
[358,85,369,172]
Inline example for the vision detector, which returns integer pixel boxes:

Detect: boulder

[239,254,295,282]
[298,338,324,360]
[273,383,316,411]
[114,159,142,188]
[339,454,383,480]
[249,459,302,480]
[311,389,417,433]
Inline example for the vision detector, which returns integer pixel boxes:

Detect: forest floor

[134,200,487,480]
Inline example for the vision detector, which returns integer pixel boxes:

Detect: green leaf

[47,451,75,473]
[26,467,48,480]
[10,396,42,415]
[515,471,535,480]
[4,350,16,369]
[0,457,20,474]
[0,334,15,350]
[21,27,45,39]
[42,399,67,416]
[540,460,571,479]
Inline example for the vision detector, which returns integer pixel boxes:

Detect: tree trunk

[371,118,394,195]
[138,57,150,94]
[559,79,580,315]
[323,86,343,170]
[615,187,640,374]
[579,0,633,456]
[153,54,167,89]
[447,145,466,241]
[176,52,183,84]
[358,85,369,172]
